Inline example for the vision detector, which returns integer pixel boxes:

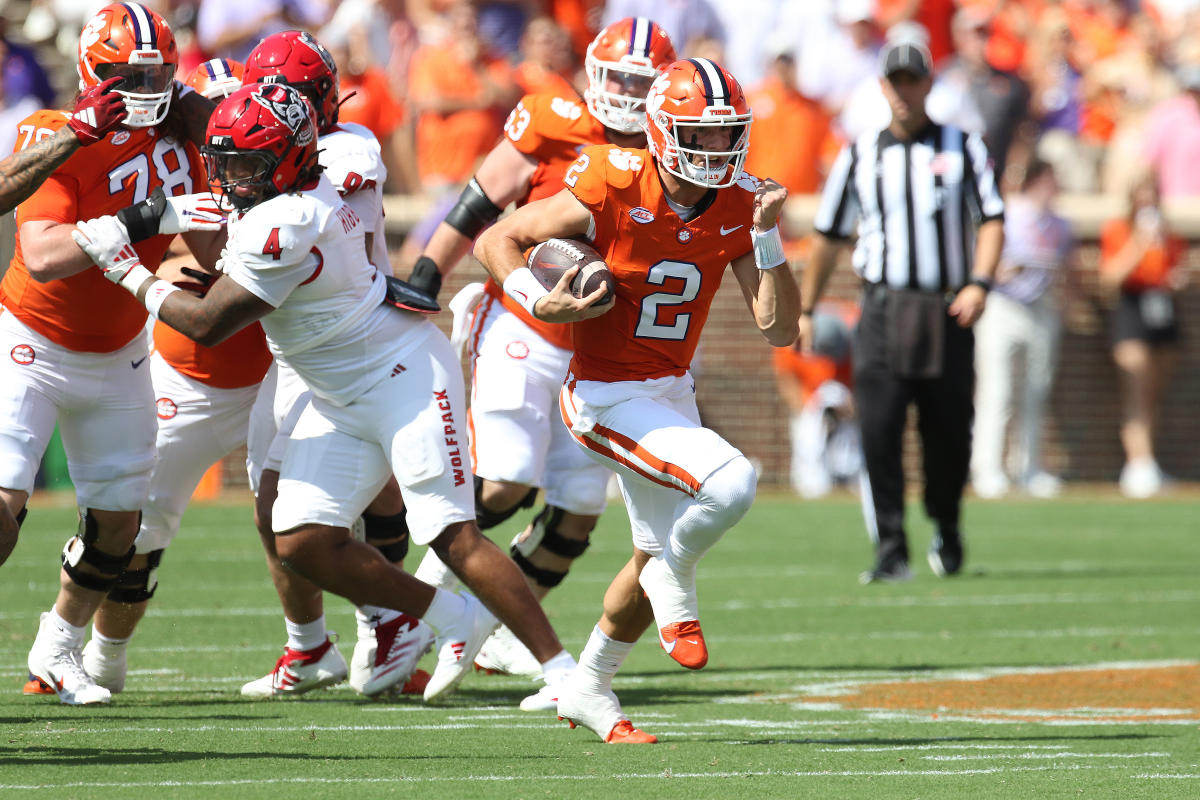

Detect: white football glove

[159,192,225,234]
[72,215,152,292]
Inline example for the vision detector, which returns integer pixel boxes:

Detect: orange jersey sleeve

[565,145,758,383]
[1,113,208,353]
[505,92,606,206]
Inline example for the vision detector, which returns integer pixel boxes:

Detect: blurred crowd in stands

[2,0,1194,496]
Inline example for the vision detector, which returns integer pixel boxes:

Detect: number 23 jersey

[1,110,205,353]
[564,144,758,383]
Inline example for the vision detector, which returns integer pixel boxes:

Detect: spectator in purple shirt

[972,159,1076,499]
[1,18,56,110]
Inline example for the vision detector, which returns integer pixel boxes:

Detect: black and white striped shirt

[814,123,1005,292]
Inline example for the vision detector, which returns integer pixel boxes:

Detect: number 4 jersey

[564,144,758,383]
[1,109,206,353]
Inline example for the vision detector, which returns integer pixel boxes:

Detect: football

[527,238,614,307]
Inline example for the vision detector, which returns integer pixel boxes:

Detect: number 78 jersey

[2,109,204,353]
[564,144,758,383]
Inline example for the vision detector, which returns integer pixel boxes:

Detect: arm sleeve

[812,143,860,240]
[564,146,610,215]
[505,96,547,157]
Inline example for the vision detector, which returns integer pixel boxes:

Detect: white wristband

[144,280,182,320]
[502,267,550,316]
[752,225,786,270]
[118,263,156,295]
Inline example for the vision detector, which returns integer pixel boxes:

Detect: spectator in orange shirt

[512,16,578,98]
[1099,175,1187,498]
[745,53,832,195]
[407,1,518,190]
[325,32,419,194]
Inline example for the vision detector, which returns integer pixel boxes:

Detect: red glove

[68,77,127,145]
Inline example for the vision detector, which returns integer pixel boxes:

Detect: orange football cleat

[23,674,55,695]
[605,720,657,744]
[657,620,707,669]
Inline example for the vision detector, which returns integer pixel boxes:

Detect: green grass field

[1,491,1197,799]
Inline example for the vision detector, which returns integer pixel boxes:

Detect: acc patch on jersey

[628,206,655,224]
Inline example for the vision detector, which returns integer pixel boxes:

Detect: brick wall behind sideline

[433,241,1198,490]
[212,240,1194,492]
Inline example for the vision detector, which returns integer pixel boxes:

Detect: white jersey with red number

[319,122,390,270]
[220,174,427,407]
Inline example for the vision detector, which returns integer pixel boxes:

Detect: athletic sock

[421,588,468,633]
[575,625,634,693]
[45,609,86,650]
[285,615,328,652]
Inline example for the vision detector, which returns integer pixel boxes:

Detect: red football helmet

[644,58,752,188]
[203,83,320,211]
[584,17,676,134]
[77,3,178,128]
[244,30,340,132]
[186,58,244,101]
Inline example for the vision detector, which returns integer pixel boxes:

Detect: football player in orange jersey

[57,57,275,699]
[1,3,226,705]
[406,17,676,683]
[475,58,800,742]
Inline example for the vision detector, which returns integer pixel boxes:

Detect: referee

[800,38,1005,583]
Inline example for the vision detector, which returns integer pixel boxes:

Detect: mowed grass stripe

[1,496,1198,800]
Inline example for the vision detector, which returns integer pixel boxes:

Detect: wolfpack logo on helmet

[253,85,313,144]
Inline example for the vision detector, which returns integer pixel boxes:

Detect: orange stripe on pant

[558,383,700,498]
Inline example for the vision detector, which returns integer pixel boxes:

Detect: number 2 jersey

[219,173,428,408]
[564,144,758,383]
[482,92,608,350]
[1,110,206,353]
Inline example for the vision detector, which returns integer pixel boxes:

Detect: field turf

[1,491,1197,799]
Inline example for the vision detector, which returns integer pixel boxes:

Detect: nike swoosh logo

[720,225,744,236]
[510,290,528,302]
[131,357,147,369]
[657,629,676,654]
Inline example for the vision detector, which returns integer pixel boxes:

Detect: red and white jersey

[0,110,205,353]
[319,122,389,270]
[220,174,427,406]
[564,144,758,383]
[483,91,609,351]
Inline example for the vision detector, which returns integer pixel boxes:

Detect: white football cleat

[423,594,496,703]
[240,635,348,698]
[351,613,434,697]
[81,638,127,693]
[474,624,543,679]
[556,682,656,744]
[519,674,563,712]
[27,615,110,706]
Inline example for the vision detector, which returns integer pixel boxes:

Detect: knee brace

[16,507,27,528]
[107,549,164,604]
[362,510,409,562]
[509,505,591,588]
[474,474,538,530]
[61,510,136,593]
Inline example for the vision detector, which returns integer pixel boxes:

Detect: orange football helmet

[644,58,752,188]
[186,58,244,101]
[77,3,178,128]
[584,17,676,134]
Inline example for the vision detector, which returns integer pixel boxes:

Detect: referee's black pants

[853,285,975,569]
